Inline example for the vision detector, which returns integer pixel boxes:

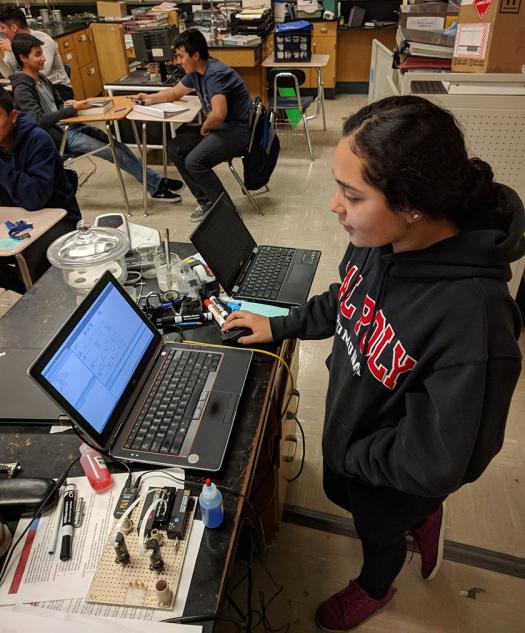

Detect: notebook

[28,271,252,471]
[190,195,321,307]
[0,348,67,424]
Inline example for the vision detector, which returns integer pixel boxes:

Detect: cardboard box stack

[451,0,525,73]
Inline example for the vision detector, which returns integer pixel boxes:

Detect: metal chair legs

[228,160,264,216]
[302,115,314,161]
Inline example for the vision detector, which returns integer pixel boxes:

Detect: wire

[160,614,245,631]
[286,416,306,483]
[0,456,81,587]
[184,339,295,394]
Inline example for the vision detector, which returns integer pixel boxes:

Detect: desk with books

[126,95,202,217]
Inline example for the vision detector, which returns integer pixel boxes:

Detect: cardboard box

[97,1,127,19]
[452,0,525,72]
[399,3,459,31]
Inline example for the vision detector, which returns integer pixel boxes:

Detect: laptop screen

[189,194,257,294]
[29,272,161,448]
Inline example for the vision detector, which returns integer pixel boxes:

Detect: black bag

[242,99,280,191]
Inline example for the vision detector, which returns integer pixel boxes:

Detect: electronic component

[167,488,192,540]
[137,487,164,536]
[147,538,164,572]
[87,488,197,610]
[113,484,139,519]
[114,532,130,565]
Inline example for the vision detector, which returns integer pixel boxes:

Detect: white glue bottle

[199,479,224,528]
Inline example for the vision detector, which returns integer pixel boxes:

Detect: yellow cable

[183,339,295,392]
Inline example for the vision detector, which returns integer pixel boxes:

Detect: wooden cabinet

[336,28,397,83]
[57,27,102,99]
[305,21,337,89]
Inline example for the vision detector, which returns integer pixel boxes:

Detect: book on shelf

[348,7,365,27]
[133,102,190,119]
[397,55,452,70]
[79,97,114,116]
[406,42,453,58]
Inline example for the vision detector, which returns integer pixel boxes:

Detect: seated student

[0,88,80,293]
[11,33,184,203]
[0,4,73,100]
[135,28,253,222]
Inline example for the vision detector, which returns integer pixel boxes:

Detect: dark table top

[0,244,283,631]
[38,20,91,39]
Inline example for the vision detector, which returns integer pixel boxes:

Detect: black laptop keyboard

[410,80,448,94]
[239,246,296,300]
[124,348,221,455]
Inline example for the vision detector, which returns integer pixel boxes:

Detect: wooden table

[61,96,134,216]
[0,255,298,630]
[0,207,66,290]
[262,53,329,131]
[126,95,202,216]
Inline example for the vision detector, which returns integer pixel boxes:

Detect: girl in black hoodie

[223,96,525,631]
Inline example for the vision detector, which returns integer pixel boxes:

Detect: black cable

[0,456,81,587]
[286,416,305,483]
[160,614,245,631]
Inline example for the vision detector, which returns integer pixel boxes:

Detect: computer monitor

[131,25,179,81]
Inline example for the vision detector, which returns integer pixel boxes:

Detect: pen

[113,106,128,113]
[48,483,65,555]
[60,482,76,561]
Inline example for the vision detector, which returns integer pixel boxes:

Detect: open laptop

[28,271,253,471]
[190,195,321,307]
[0,348,67,424]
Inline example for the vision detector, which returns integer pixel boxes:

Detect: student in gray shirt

[12,34,185,203]
[135,28,253,222]
[0,5,72,99]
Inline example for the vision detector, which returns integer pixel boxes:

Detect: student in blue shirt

[0,88,80,293]
[135,28,253,222]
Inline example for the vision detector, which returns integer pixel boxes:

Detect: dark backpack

[242,99,280,191]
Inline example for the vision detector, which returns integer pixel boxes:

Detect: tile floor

[1,93,524,631]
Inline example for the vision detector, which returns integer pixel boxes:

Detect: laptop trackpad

[280,264,315,304]
[207,391,236,425]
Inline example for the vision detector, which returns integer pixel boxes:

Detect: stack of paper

[133,102,190,119]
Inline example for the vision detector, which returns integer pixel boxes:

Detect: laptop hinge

[234,246,259,293]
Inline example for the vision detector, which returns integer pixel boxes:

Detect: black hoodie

[270,185,524,498]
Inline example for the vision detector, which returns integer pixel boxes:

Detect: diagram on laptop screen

[42,285,154,433]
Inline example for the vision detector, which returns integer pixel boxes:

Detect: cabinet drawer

[57,35,74,54]
[74,30,92,67]
[312,22,337,38]
[60,49,85,99]
[80,63,102,98]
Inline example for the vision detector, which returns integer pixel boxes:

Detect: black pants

[167,123,249,207]
[0,216,77,294]
[323,464,446,599]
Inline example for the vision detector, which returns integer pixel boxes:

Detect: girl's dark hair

[174,28,209,60]
[12,33,43,67]
[343,96,501,229]
[0,87,14,114]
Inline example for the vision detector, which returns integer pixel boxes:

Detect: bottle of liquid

[79,443,112,492]
[199,479,224,528]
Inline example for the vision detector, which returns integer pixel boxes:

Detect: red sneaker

[410,502,448,580]
[315,580,394,632]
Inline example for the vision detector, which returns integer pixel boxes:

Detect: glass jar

[47,220,130,295]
